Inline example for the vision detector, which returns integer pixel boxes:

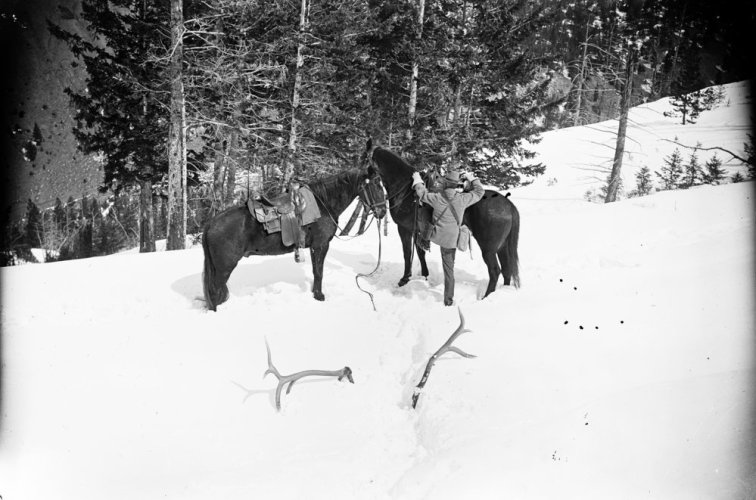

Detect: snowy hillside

[1,83,754,499]
[524,81,752,200]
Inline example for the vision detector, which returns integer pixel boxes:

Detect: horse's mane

[373,147,416,176]
[307,168,362,201]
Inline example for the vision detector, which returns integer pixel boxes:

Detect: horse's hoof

[313,292,325,301]
[398,277,409,287]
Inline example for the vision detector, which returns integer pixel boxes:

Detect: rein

[355,219,382,311]
[307,174,383,239]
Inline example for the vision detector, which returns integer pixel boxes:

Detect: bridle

[358,174,388,216]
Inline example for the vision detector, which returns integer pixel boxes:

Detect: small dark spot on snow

[564,320,569,325]
[579,325,584,330]
[559,278,563,282]
[620,320,624,324]
[573,286,577,291]
[595,326,599,330]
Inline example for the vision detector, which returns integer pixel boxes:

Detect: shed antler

[412,307,476,409]
[264,338,354,411]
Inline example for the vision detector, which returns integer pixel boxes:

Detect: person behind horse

[289,178,307,263]
[412,169,484,306]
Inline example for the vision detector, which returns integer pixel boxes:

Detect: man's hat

[444,170,462,185]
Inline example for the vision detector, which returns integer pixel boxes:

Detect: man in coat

[412,169,484,306]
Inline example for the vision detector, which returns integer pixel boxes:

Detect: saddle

[248,190,304,247]
[247,186,321,247]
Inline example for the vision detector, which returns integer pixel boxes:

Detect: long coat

[414,179,484,249]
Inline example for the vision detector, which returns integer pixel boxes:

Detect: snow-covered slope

[522,81,752,200]
[1,83,754,500]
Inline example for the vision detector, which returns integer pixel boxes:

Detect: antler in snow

[264,338,354,411]
[411,307,476,409]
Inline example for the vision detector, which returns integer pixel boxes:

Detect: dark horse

[202,166,386,311]
[364,140,520,298]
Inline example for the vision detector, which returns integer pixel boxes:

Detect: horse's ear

[366,137,373,152]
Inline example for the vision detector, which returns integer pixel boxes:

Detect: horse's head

[422,168,446,192]
[358,163,387,220]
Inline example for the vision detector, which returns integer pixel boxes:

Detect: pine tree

[53,197,66,233]
[702,154,726,185]
[656,148,684,190]
[634,166,653,196]
[731,172,745,183]
[24,199,43,248]
[680,147,703,188]
[744,133,755,180]
[49,0,173,253]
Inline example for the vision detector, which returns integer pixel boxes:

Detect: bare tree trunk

[573,23,590,127]
[167,0,186,250]
[139,178,156,252]
[224,132,239,206]
[212,139,226,215]
[283,0,309,189]
[406,0,425,143]
[340,202,363,236]
[605,50,636,203]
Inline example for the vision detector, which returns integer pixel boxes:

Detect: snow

[523,81,752,200]
[1,83,754,499]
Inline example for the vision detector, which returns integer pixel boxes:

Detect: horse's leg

[203,225,243,311]
[481,250,500,298]
[310,242,329,301]
[497,246,511,286]
[397,225,414,286]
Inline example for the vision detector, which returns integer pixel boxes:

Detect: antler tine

[263,337,281,380]
[411,307,477,409]
[262,339,354,411]
[445,307,472,346]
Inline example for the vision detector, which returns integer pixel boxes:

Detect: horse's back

[466,190,518,249]
[468,190,517,222]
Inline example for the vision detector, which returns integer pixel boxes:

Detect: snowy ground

[1,83,754,499]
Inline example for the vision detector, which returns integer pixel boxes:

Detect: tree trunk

[139,178,156,252]
[283,0,309,189]
[224,132,239,206]
[406,0,425,143]
[79,195,93,258]
[573,23,590,127]
[605,51,636,203]
[340,202,363,236]
[357,206,370,234]
[167,0,186,250]
[212,139,226,215]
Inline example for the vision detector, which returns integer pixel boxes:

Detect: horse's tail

[202,228,227,311]
[502,202,521,288]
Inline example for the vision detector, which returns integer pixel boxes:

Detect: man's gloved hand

[460,171,474,182]
[412,171,423,186]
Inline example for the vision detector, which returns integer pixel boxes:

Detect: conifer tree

[731,172,745,183]
[681,147,702,188]
[53,197,66,233]
[24,199,43,248]
[50,0,173,253]
[702,154,726,185]
[656,148,683,190]
[744,134,755,180]
[634,166,653,196]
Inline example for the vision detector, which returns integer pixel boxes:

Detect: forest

[2,0,754,264]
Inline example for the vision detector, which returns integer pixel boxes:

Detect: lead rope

[355,217,382,311]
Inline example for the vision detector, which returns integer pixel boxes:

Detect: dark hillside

[1,0,101,220]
